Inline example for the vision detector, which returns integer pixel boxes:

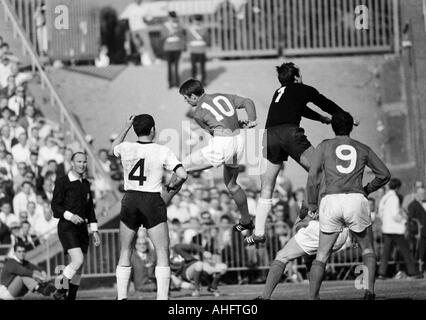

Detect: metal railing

[164,0,400,57]
[21,223,423,280]
[6,0,399,58]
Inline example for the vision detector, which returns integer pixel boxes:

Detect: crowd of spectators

[0,34,103,258]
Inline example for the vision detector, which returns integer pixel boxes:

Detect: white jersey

[114,141,181,193]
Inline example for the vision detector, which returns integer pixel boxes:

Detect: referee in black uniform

[51,152,101,300]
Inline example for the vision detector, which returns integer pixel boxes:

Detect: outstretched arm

[302,105,331,124]
[110,115,135,156]
[308,86,343,116]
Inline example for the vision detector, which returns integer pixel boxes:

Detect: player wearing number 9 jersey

[111,114,188,301]
[307,111,390,300]
[179,79,258,236]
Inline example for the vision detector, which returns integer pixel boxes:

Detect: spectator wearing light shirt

[11,132,31,165]
[9,115,26,140]
[1,124,17,152]
[0,55,12,89]
[120,0,156,65]
[38,136,64,166]
[0,202,19,228]
[32,203,58,242]
[377,178,420,279]
[13,181,37,219]
[8,85,26,117]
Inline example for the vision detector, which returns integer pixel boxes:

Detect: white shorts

[201,133,245,168]
[294,220,349,256]
[319,193,371,233]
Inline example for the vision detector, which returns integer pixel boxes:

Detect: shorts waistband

[125,190,161,195]
[213,129,241,137]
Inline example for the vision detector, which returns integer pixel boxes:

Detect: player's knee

[274,252,289,265]
[362,248,375,256]
[72,256,84,270]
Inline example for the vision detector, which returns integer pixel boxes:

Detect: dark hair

[194,14,203,22]
[21,181,34,188]
[71,152,87,161]
[168,11,178,18]
[276,62,300,86]
[171,218,181,225]
[47,159,58,166]
[331,111,354,136]
[133,114,155,137]
[13,241,26,252]
[388,178,402,190]
[179,79,205,97]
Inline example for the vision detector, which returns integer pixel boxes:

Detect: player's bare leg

[67,254,85,300]
[116,222,137,300]
[245,159,281,245]
[259,237,307,299]
[182,148,214,173]
[147,222,171,300]
[309,231,340,300]
[351,227,377,300]
[185,262,204,297]
[223,165,252,230]
[298,146,315,172]
[55,248,85,299]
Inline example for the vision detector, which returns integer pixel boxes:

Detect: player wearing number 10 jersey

[307,111,390,300]
[179,79,258,235]
[111,114,188,300]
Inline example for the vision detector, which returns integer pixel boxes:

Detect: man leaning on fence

[377,178,422,279]
[407,186,426,276]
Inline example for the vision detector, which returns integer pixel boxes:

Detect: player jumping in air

[307,111,390,300]
[112,114,188,300]
[178,79,258,234]
[245,62,357,246]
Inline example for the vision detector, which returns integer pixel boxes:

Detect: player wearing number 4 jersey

[179,79,258,234]
[111,114,188,300]
[307,111,391,300]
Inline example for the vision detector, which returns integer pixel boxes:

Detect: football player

[246,62,357,246]
[179,79,258,235]
[112,114,188,300]
[307,111,390,300]
[256,215,350,300]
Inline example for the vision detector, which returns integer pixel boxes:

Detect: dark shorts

[58,220,89,254]
[120,191,167,232]
[263,124,312,164]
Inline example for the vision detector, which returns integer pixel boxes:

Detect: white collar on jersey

[68,171,82,182]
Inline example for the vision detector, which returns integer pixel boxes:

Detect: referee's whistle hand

[93,232,101,247]
[70,215,84,225]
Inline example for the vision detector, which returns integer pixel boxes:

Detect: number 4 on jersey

[128,159,147,186]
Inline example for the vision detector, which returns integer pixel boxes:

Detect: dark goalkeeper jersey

[306,136,391,208]
[265,83,343,129]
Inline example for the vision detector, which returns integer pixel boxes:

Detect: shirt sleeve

[363,148,391,195]
[163,147,182,172]
[113,143,124,158]
[305,85,344,115]
[306,143,325,210]
[301,105,323,122]
[51,178,66,219]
